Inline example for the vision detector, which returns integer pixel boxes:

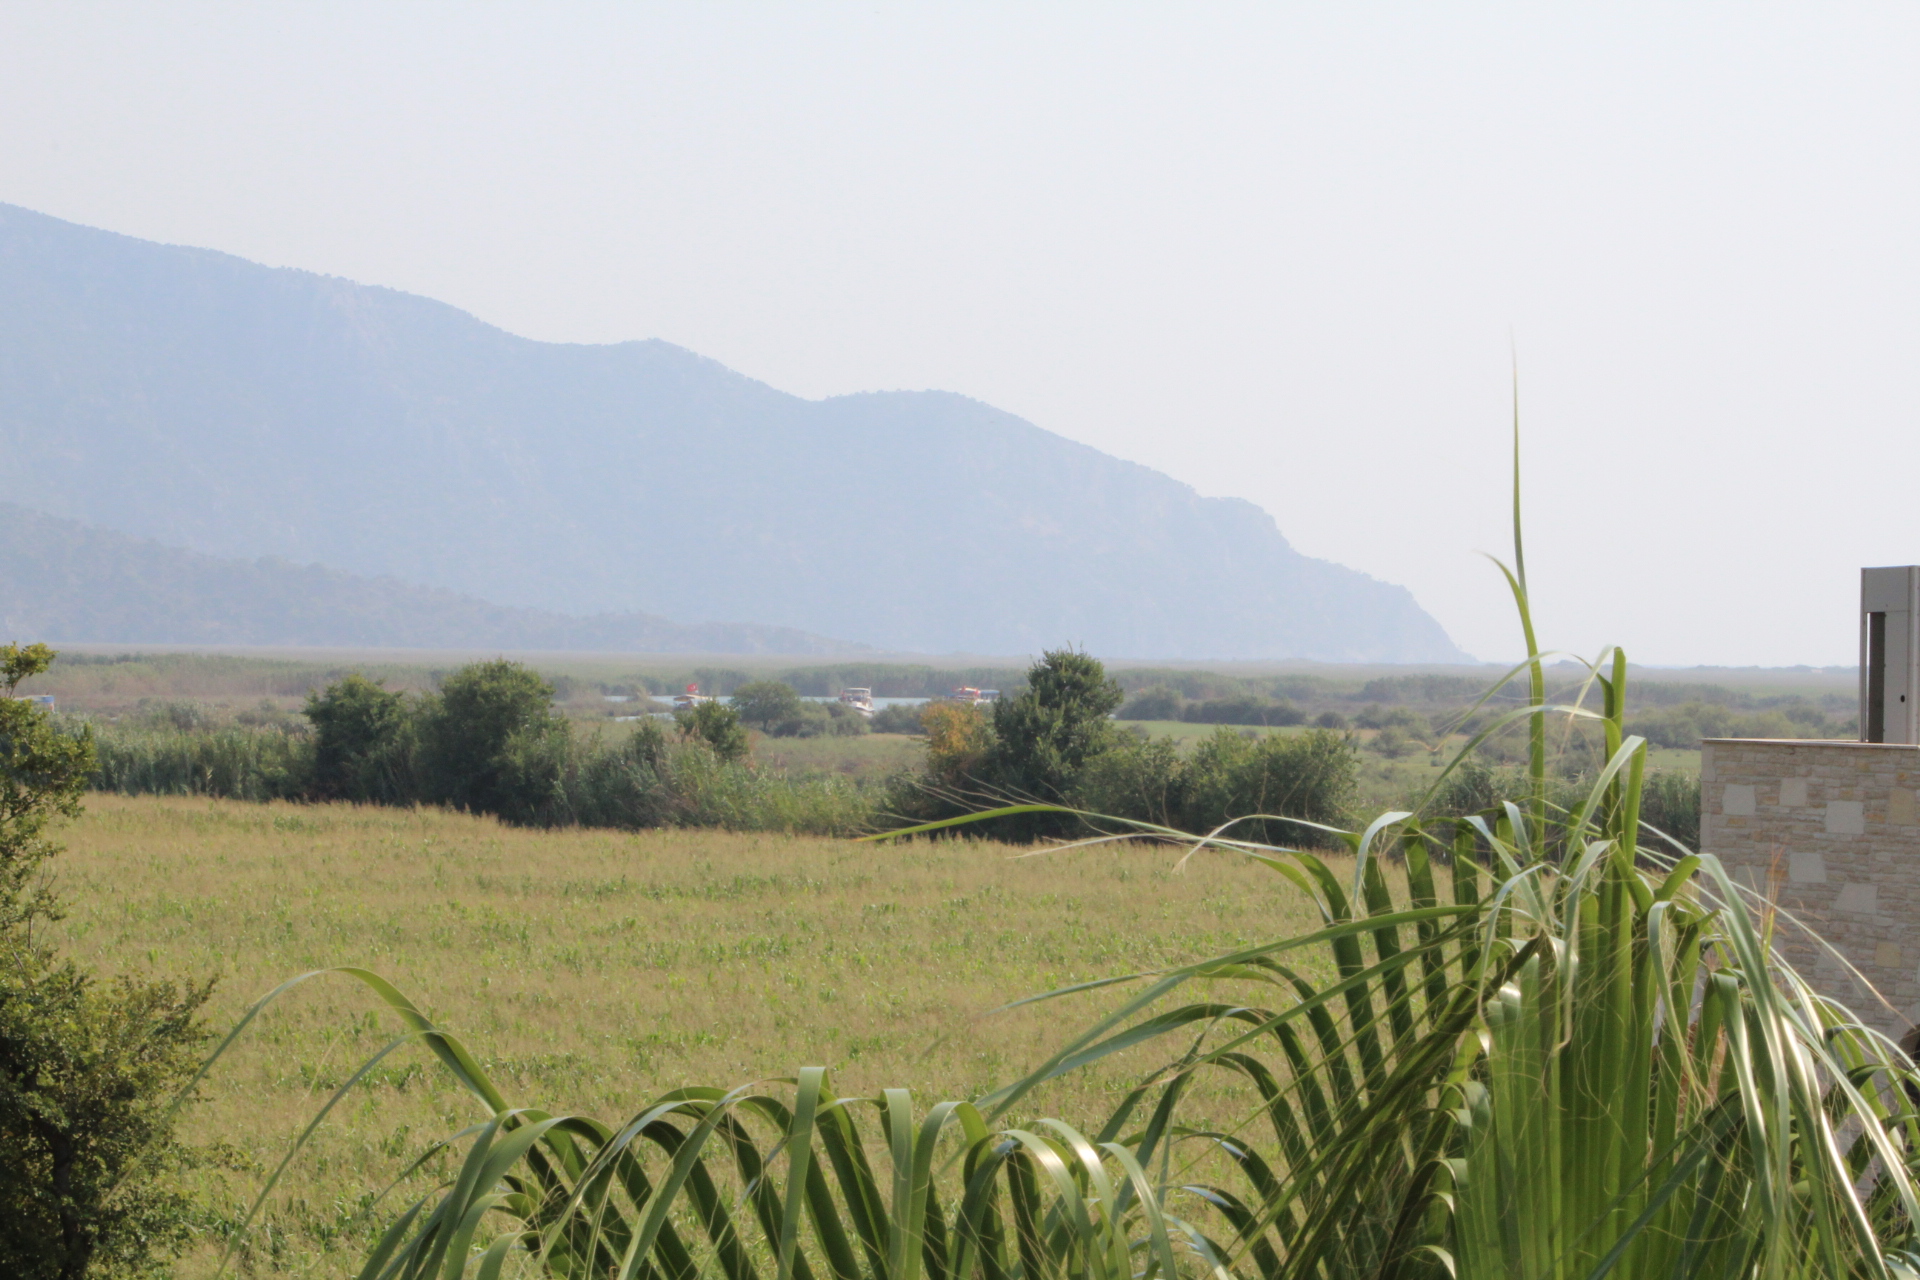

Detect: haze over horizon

[2,5,1914,665]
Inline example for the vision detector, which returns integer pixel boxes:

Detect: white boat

[948,687,1001,706]
[837,688,875,717]
[672,683,712,711]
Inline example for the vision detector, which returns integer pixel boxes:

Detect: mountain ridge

[0,202,1469,662]
[0,503,861,654]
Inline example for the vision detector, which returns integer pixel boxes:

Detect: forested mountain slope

[0,203,1467,661]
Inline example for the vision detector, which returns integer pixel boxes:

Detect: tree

[989,650,1123,803]
[0,644,210,1280]
[305,673,413,802]
[728,681,803,732]
[675,701,749,763]
[0,964,209,1280]
[0,644,95,928]
[421,661,567,820]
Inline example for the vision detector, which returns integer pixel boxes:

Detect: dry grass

[52,795,1343,1277]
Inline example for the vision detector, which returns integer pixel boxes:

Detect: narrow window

[1869,611,1888,742]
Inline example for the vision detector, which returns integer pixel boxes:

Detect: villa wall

[1699,737,1920,1036]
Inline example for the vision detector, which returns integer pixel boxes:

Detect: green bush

[304,673,414,802]
[0,959,210,1280]
[984,650,1124,838]
[731,684,871,738]
[1116,686,1181,721]
[674,701,749,763]
[728,681,804,732]
[421,660,566,817]
[1638,768,1701,851]
[1071,730,1183,827]
[562,722,673,830]
[1176,727,1357,845]
[1180,696,1305,726]
[0,644,209,1280]
[868,702,925,734]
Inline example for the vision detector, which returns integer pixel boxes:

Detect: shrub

[563,722,672,830]
[987,650,1123,811]
[0,959,210,1280]
[420,661,566,817]
[728,681,804,732]
[1177,727,1357,845]
[1179,696,1305,727]
[1638,768,1701,851]
[916,701,991,792]
[868,702,926,734]
[304,673,413,802]
[674,701,749,763]
[820,701,870,736]
[1116,686,1181,721]
[1366,723,1419,758]
[1071,731,1183,827]
[0,644,209,1280]
[89,726,310,802]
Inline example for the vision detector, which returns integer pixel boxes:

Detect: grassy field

[57,795,1347,1278]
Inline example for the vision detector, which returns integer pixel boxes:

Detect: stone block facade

[1700,737,1920,1035]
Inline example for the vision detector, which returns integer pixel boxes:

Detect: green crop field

[56,794,1349,1278]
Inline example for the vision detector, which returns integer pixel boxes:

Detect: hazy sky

[2,3,1914,666]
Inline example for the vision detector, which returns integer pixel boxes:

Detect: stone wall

[1700,737,1920,1035]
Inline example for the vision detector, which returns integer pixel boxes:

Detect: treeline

[75,650,1708,846]
[89,662,874,835]
[1121,683,1857,742]
[82,653,1374,844]
[890,651,1360,845]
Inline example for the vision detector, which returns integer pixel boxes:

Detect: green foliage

[1179,695,1305,726]
[561,720,673,830]
[88,726,309,802]
[674,700,750,763]
[304,673,414,802]
[1637,767,1701,850]
[728,680,804,731]
[985,650,1122,834]
[731,683,870,738]
[421,660,565,817]
[1071,730,1184,826]
[891,654,1361,844]
[1626,698,1847,746]
[0,644,209,1280]
[1116,685,1181,720]
[0,644,96,928]
[1176,725,1358,843]
[0,955,210,1280]
[868,702,925,733]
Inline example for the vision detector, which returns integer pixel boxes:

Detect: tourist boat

[837,688,875,717]
[672,683,712,711]
[948,687,1001,706]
